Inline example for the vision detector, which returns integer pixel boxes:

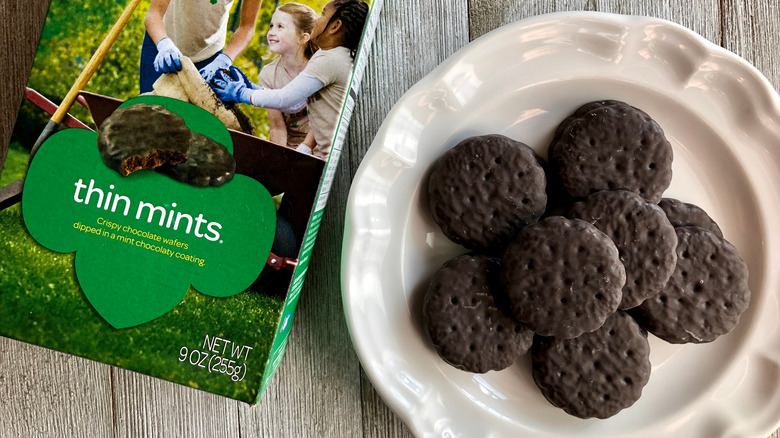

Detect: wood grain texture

[722,0,780,92]
[0,2,114,438]
[111,368,241,437]
[0,0,48,175]
[0,338,113,438]
[240,161,363,437]
[1,1,779,438]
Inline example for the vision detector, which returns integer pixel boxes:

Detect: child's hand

[228,66,263,90]
[199,53,233,82]
[212,70,253,105]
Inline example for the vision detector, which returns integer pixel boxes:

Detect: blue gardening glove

[154,37,182,73]
[227,66,262,90]
[212,69,253,104]
[198,53,233,82]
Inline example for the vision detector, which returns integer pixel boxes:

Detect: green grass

[1,143,28,184]
[0,145,284,402]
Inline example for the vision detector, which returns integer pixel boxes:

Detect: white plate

[342,12,780,438]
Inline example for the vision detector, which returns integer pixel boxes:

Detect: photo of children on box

[0,0,377,404]
[141,0,367,159]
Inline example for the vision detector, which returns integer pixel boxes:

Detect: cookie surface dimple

[549,101,673,203]
[502,216,625,339]
[659,198,723,237]
[97,104,191,176]
[632,226,750,344]
[568,190,678,309]
[424,254,534,373]
[532,311,651,419]
[427,134,547,252]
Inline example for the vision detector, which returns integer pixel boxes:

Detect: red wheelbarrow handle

[25,88,90,130]
[266,252,298,271]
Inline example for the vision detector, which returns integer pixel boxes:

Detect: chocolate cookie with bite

[157,132,235,187]
[97,103,191,176]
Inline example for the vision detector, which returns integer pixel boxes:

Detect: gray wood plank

[468,0,722,43]
[594,0,722,43]
[0,338,113,438]
[0,0,48,172]
[0,2,114,438]
[722,0,780,91]
[469,0,590,40]
[239,166,364,437]
[111,368,241,437]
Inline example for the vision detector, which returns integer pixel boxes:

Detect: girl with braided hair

[212,0,370,160]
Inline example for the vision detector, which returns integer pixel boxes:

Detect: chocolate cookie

[157,132,235,187]
[427,134,547,252]
[502,216,625,339]
[632,226,750,343]
[423,254,534,373]
[659,198,723,237]
[568,190,678,309]
[532,311,651,419]
[97,104,191,176]
[549,101,673,203]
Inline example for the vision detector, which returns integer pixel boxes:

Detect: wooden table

[1,1,779,436]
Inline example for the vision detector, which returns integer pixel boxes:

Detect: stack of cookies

[422,101,751,419]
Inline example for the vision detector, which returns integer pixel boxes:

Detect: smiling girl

[259,3,317,148]
[213,0,370,159]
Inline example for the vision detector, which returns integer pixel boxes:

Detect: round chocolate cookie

[424,254,534,373]
[632,226,750,344]
[544,101,625,216]
[97,104,191,176]
[568,190,678,310]
[532,311,651,419]
[549,101,673,203]
[157,132,236,187]
[501,216,625,339]
[659,198,723,237]
[427,134,547,252]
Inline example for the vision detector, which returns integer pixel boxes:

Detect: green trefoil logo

[21,97,276,329]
